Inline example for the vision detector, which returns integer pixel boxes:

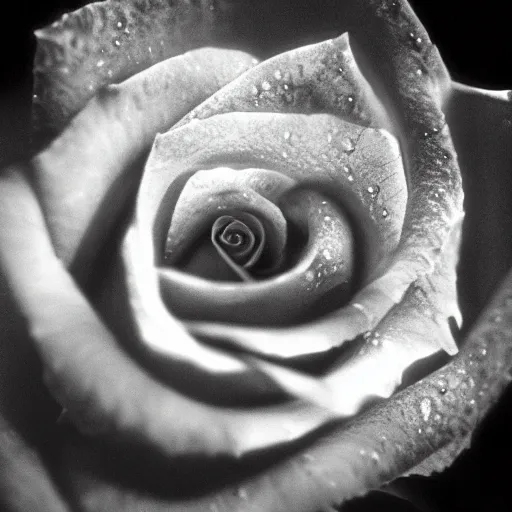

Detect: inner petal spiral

[211,213,265,281]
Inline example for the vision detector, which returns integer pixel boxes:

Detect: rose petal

[0,417,69,512]
[176,32,390,131]
[164,167,293,269]
[32,47,256,269]
[158,188,355,325]
[131,111,404,371]
[54,265,512,512]
[0,167,337,459]
[33,0,239,142]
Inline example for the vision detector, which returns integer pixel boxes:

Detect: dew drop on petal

[341,138,356,154]
[367,185,380,199]
[382,208,389,218]
[274,69,282,80]
[261,80,271,91]
[284,130,291,140]
[237,487,248,500]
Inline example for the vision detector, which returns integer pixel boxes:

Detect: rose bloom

[1,1,512,511]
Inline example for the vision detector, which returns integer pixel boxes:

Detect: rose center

[211,214,266,281]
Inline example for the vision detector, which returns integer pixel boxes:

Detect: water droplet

[367,185,380,199]
[347,174,354,182]
[348,95,354,103]
[261,80,271,91]
[114,39,121,47]
[418,428,423,434]
[274,69,282,80]
[96,59,105,68]
[282,151,288,158]
[371,451,380,462]
[117,21,123,28]
[327,132,333,143]
[324,216,332,222]
[382,208,389,218]
[408,31,423,50]
[284,130,291,140]
[237,487,248,500]
[415,68,423,76]
[323,249,332,260]
[341,138,356,154]
[359,449,367,456]
[433,413,442,422]
[305,271,315,282]
[491,312,503,323]
[251,85,259,96]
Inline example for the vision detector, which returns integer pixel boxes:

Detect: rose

[0,0,510,510]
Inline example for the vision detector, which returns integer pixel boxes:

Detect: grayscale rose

[1,1,512,511]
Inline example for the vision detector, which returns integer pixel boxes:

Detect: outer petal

[50,266,512,512]
[446,84,512,323]
[0,168,337,460]
[32,48,256,269]
[33,0,235,142]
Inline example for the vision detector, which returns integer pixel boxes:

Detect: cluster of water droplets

[251,68,296,108]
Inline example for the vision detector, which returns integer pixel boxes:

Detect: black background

[1,1,512,511]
